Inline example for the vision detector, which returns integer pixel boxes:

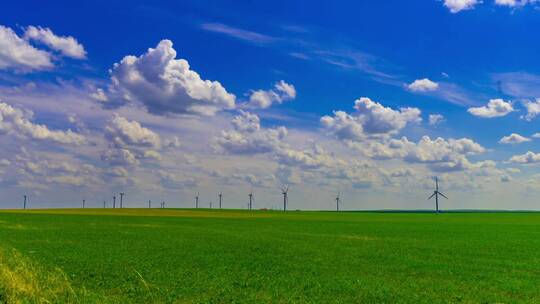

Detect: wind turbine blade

[428,192,436,200]
[439,192,448,199]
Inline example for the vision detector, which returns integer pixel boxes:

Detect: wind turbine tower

[219,192,222,209]
[336,192,340,212]
[103,201,106,208]
[119,192,125,208]
[149,200,152,208]
[113,196,116,209]
[281,185,289,211]
[195,192,199,208]
[428,177,448,214]
[23,195,27,210]
[248,189,254,210]
[82,199,85,209]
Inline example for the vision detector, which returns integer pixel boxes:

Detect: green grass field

[1,209,539,303]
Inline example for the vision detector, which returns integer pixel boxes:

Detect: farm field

[1,209,540,303]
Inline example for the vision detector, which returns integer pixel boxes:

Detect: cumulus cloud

[320,111,364,141]
[100,148,139,167]
[499,133,531,144]
[509,151,540,164]
[353,97,422,134]
[24,26,86,59]
[99,39,236,116]
[247,80,296,109]
[521,99,540,121]
[355,136,486,172]
[105,114,161,149]
[90,88,108,102]
[216,111,287,154]
[231,110,260,133]
[275,144,344,170]
[444,0,480,13]
[407,78,439,92]
[429,114,445,125]
[0,101,85,144]
[101,115,164,167]
[0,25,53,71]
[321,97,421,140]
[6,150,101,189]
[467,99,514,118]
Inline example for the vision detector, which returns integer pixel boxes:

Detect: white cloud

[101,115,165,168]
[24,26,86,59]
[521,99,540,121]
[105,114,161,148]
[509,151,540,164]
[216,111,287,154]
[532,132,540,138]
[429,114,445,125]
[247,80,296,109]
[354,97,422,134]
[407,78,439,92]
[275,144,343,170]
[101,39,236,116]
[100,148,139,167]
[321,97,421,140]
[90,88,108,102]
[467,99,514,118]
[231,110,260,132]
[0,101,85,144]
[444,0,480,13]
[355,136,486,172]
[499,133,531,144]
[0,25,53,71]
[320,111,364,141]
[495,0,538,7]
[200,23,276,44]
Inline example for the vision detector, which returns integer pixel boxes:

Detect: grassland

[0,209,539,303]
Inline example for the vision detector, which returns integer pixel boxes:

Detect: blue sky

[1,0,540,210]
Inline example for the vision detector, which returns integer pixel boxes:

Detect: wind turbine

[103,201,106,208]
[113,196,116,209]
[248,188,254,210]
[195,192,199,209]
[23,195,27,210]
[119,192,125,208]
[148,200,152,208]
[281,185,289,211]
[218,192,223,209]
[428,177,448,214]
[335,192,340,212]
[82,199,85,209]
